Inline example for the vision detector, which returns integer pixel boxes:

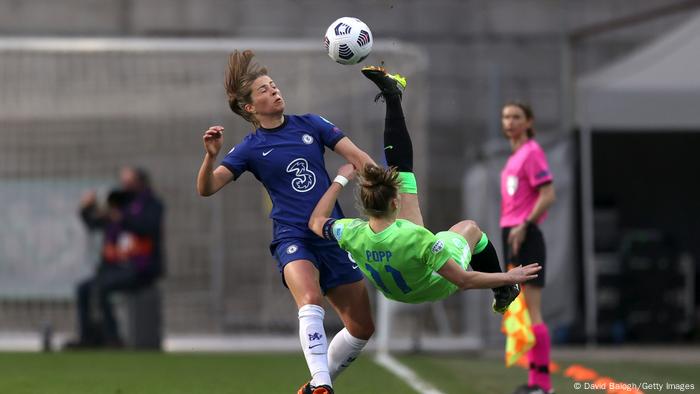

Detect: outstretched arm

[334,137,375,171]
[437,260,541,291]
[309,163,355,237]
[197,125,235,196]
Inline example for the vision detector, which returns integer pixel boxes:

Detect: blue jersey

[221,114,347,243]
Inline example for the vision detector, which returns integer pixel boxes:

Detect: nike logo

[384,145,394,150]
[308,344,322,349]
[351,264,358,270]
[262,149,274,156]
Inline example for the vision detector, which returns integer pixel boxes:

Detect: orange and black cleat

[297,381,313,394]
[297,382,334,394]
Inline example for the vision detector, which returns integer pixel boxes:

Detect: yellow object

[501,290,535,367]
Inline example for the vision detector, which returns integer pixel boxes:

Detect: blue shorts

[272,238,363,293]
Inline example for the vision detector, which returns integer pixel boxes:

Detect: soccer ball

[323,17,373,65]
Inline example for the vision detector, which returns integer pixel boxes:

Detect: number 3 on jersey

[286,158,316,193]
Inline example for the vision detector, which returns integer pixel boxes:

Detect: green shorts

[435,231,472,270]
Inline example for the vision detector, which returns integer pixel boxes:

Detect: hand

[80,190,97,209]
[507,222,528,256]
[203,125,224,157]
[506,263,541,284]
[337,163,356,181]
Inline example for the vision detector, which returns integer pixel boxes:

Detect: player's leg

[276,240,334,392]
[449,220,520,313]
[448,220,481,251]
[325,280,374,381]
[316,244,374,385]
[283,260,333,390]
[362,66,424,226]
[284,259,324,308]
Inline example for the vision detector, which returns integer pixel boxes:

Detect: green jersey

[327,218,472,303]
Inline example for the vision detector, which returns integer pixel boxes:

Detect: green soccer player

[309,66,540,308]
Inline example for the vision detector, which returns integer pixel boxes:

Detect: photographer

[66,167,164,349]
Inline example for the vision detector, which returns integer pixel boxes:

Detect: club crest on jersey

[302,134,314,145]
[506,175,518,196]
[431,240,445,254]
[286,245,298,254]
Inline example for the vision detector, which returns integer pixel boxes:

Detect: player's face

[249,75,285,116]
[501,105,531,140]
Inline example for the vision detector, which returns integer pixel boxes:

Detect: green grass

[2,352,698,394]
[0,352,414,394]
[399,354,700,394]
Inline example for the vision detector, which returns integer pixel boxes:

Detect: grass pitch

[0,352,411,394]
[1,351,698,393]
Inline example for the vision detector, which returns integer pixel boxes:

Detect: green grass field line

[0,352,416,394]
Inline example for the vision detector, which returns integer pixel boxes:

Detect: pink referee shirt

[500,139,553,228]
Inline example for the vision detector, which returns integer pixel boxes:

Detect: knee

[450,220,480,237]
[450,220,482,249]
[462,220,480,233]
[298,293,324,307]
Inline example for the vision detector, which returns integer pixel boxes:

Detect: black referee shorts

[501,223,547,288]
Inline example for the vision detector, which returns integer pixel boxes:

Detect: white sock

[328,327,369,381]
[298,304,331,387]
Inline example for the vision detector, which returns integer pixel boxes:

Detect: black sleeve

[321,218,337,241]
[80,205,106,230]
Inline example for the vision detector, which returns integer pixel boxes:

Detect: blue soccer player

[196,50,375,394]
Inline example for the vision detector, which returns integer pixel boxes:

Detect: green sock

[398,172,417,194]
[474,233,489,254]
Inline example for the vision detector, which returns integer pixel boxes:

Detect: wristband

[333,175,349,187]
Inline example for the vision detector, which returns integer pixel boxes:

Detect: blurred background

[0,0,698,358]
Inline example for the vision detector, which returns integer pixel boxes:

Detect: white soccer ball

[323,17,373,65]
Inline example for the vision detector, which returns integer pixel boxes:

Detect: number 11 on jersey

[364,264,412,295]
